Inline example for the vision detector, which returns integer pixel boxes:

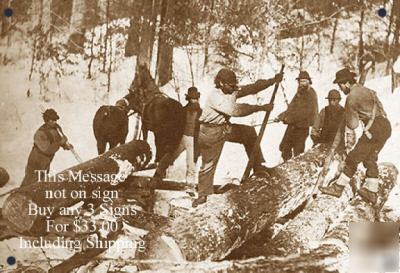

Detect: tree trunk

[125,17,141,57]
[97,0,108,24]
[68,0,86,54]
[330,17,338,54]
[358,1,365,76]
[135,162,398,272]
[203,0,214,76]
[156,0,175,86]
[137,0,157,69]
[264,162,397,256]
[2,140,152,235]
[140,145,334,262]
[70,0,86,32]
[41,0,52,33]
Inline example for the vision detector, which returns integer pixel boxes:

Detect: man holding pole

[21,109,74,187]
[193,68,283,207]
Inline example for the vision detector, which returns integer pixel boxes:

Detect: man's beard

[299,84,308,91]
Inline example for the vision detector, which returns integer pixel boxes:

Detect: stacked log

[136,162,399,273]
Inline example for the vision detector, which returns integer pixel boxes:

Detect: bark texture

[138,162,398,273]
[265,162,397,256]
[142,145,331,262]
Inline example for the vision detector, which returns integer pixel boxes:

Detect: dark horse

[124,65,185,162]
[93,102,129,155]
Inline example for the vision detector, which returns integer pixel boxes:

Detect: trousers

[343,116,391,178]
[197,123,265,197]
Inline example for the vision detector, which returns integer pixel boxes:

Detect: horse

[93,101,129,155]
[124,65,185,163]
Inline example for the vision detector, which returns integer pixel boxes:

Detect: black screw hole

[3,8,13,17]
[378,7,387,17]
[7,256,16,265]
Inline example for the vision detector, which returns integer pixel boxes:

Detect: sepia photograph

[0,0,399,272]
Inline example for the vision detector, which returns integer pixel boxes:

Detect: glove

[344,126,356,153]
[274,72,284,83]
[66,143,74,150]
[260,103,274,112]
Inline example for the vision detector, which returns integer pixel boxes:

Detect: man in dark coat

[21,109,72,187]
[193,68,283,207]
[319,68,391,205]
[153,87,202,183]
[277,71,319,161]
[311,89,345,147]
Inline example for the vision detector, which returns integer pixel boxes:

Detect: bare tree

[137,0,158,69]
[156,0,176,86]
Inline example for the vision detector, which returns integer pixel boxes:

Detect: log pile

[266,163,397,256]
[1,141,398,273]
[141,145,331,261]
[134,162,399,273]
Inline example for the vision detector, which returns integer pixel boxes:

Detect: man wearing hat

[319,68,391,205]
[277,71,319,161]
[311,89,345,146]
[193,68,283,207]
[21,109,73,187]
[153,87,202,183]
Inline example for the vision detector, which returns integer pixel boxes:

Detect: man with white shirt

[193,68,283,207]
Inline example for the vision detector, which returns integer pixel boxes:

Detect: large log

[265,166,363,255]
[141,145,331,262]
[247,163,397,258]
[2,140,152,235]
[136,162,399,273]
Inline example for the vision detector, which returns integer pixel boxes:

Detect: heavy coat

[21,124,67,187]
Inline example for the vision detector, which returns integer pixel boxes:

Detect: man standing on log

[277,71,318,161]
[310,89,345,147]
[21,109,73,187]
[319,68,392,205]
[193,68,283,207]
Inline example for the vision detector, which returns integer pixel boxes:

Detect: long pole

[241,64,285,182]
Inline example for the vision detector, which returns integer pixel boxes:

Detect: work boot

[357,187,377,205]
[319,173,350,198]
[192,196,207,208]
[358,177,379,205]
[319,183,345,197]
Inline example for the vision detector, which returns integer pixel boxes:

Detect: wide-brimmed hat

[42,108,59,121]
[186,87,200,100]
[326,89,341,100]
[333,68,357,84]
[296,70,312,81]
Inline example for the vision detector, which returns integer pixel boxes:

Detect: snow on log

[141,145,331,262]
[137,162,399,273]
[2,140,152,235]
[264,162,398,256]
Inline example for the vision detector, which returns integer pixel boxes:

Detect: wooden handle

[241,64,285,182]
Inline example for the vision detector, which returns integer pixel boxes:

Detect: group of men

[21,67,391,209]
[189,67,391,207]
